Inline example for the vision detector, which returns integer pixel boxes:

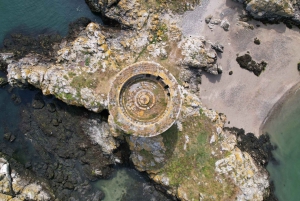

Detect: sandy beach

[181,0,300,135]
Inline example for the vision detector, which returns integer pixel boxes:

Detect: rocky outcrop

[85,0,201,28]
[15,92,115,200]
[0,1,273,200]
[236,53,267,76]
[0,158,53,201]
[235,0,300,26]
[215,131,270,201]
[5,14,222,113]
[82,119,119,155]
[126,89,270,201]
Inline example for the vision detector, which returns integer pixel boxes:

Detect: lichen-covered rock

[127,135,167,172]
[6,10,222,113]
[127,89,270,200]
[0,158,53,201]
[179,36,220,74]
[82,119,119,154]
[215,130,270,201]
[235,0,300,25]
[85,0,201,29]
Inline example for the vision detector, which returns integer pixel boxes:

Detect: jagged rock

[85,0,147,29]
[211,42,224,53]
[236,53,267,76]
[0,158,53,200]
[179,36,217,70]
[220,19,230,31]
[82,119,119,155]
[127,135,167,172]
[206,63,223,75]
[205,15,213,23]
[235,0,300,26]
[0,77,8,87]
[254,37,261,45]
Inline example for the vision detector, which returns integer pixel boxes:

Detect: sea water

[0,0,103,45]
[263,88,300,201]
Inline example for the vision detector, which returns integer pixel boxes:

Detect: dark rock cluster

[17,91,114,200]
[236,53,267,76]
[224,127,278,200]
[225,127,276,167]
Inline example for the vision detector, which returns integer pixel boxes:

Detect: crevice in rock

[224,127,278,201]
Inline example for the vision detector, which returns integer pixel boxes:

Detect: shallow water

[0,0,102,45]
[94,168,150,201]
[263,89,300,201]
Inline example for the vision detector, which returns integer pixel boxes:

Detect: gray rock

[207,64,219,75]
[205,15,213,23]
[221,19,230,31]
[211,43,224,53]
[0,77,8,87]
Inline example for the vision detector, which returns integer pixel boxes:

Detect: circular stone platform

[108,61,182,137]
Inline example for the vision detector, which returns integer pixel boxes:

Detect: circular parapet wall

[108,61,182,137]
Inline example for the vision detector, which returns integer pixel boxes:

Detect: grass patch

[158,114,236,200]
[70,72,98,89]
[85,57,90,66]
[57,92,74,101]
[68,72,76,78]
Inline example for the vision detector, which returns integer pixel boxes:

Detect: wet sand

[181,0,300,135]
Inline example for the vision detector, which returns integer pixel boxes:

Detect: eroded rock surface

[236,53,267,76]
[0,158,53,201]
[4,13,222,113]
[126,89,270,201]
[0,0,275,200]
[235,0,300,26]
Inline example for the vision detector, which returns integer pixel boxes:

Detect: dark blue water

[0,0,102,44]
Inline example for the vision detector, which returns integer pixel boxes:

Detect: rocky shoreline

[1,0,296,200]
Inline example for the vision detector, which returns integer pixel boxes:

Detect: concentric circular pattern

[108,61,182,137]
[120,75,168,123]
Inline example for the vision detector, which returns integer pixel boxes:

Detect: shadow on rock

[127,124,179,172]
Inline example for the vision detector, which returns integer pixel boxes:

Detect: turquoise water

[263,89,300,201]
[0,0,102,45]
[94,168,151,201]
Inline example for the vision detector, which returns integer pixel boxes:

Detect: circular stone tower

[108,61,182,137]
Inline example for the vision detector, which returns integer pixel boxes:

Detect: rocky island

[0,0,300,200]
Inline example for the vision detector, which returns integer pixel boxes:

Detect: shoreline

[259,81,300,134]
[182,0,300,135]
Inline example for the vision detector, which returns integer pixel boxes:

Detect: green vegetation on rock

[70,72,98,89]
[158,114,236,200]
